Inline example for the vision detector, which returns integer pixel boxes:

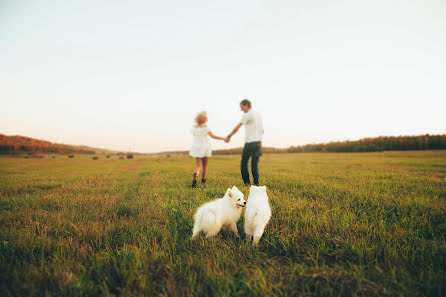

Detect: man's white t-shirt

[240,109,263,143]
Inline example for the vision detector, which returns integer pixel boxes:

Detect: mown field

[0,151,445,297]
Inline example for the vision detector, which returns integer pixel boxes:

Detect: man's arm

[226,122,243,142]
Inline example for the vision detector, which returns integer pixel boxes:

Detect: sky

[1,0,445,153]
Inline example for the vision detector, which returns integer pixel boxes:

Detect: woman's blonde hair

[194,111,208,125]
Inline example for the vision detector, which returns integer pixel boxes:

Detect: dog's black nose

[244,201,246,204]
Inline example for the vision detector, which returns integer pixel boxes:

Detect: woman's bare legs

[201,157,209,185]
[195,158,203,176]
[192,158,202,188]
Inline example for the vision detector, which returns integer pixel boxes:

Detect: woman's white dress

[190,126,212,158]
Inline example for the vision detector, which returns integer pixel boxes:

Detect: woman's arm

[208,131,226,141]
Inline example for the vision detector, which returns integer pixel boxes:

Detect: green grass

[0,151,445,296]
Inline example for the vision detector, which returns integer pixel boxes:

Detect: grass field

[0,151,445,296]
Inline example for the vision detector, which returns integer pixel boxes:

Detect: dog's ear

[227,188,233,198]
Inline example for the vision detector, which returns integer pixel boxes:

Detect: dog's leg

[191,213,202,239]
[229,222,239,237]
[192,217,202,239]
[205,225,221,238]
[191,225,200,239]
[205,215,221,238]
[244,216,254,241]
[252,226,265,246]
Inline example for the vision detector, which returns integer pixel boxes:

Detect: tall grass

[0,151,445,296]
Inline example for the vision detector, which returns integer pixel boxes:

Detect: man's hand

[226,123,241,143]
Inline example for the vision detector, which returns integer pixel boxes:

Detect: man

[226,99,264,186]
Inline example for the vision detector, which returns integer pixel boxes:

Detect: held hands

[224,135,231,143]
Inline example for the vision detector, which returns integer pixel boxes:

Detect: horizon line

[2,132,445,155]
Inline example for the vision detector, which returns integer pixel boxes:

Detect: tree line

[214,134,446,154]
[1,133,445,155]
[0,134,96,155]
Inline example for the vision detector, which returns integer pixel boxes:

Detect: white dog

[192,186,246,239]
[244,185,271,246]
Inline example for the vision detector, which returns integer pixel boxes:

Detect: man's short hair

[240,99,251,108]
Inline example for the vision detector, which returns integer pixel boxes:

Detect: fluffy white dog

[192,186,246,239]
[244,185,271,246]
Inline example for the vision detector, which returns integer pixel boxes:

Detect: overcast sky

[1,0,445,153]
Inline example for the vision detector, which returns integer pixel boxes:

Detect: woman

[189,111,226,187]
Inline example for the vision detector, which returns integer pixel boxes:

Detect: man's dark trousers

[241,141,261,185]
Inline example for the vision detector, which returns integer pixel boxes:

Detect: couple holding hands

[190,99,264,188]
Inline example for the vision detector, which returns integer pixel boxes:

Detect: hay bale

[92,156,98,160]
[127,154,133,159]
[68,155,74,158]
